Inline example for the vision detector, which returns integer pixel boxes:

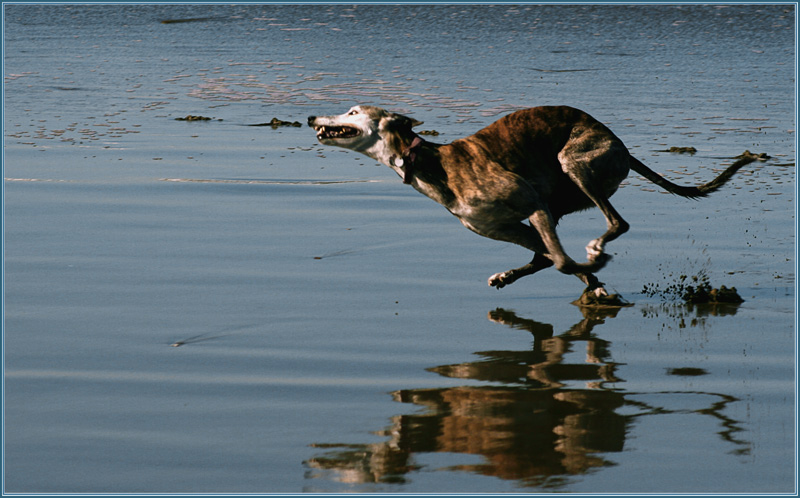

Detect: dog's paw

[573,286,632,308]
[488,271,511,289]
[586,239,605,261]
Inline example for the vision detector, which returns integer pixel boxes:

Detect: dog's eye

[348,110,358,116]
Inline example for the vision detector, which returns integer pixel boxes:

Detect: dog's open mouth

[314,125,360,140]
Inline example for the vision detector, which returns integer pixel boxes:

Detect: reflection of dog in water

[306,308,628,485]
[305,308,749,487]
[309,106,757,298]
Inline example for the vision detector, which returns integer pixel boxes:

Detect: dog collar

[391,136,425,184]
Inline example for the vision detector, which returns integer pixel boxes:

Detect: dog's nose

[307,116,316,126]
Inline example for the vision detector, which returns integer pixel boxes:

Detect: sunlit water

[3,4,795,493]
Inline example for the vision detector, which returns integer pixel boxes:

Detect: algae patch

[657,146,697,155]
[735,150,770,161]
[642,270,744,304]
[175,115,220,122]
[572,288,633,308]
[249,118,302,128]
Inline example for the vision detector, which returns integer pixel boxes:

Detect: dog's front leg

[489,253,552,289]
[458,219,550,288]
[462,214,609,288]
[489,253,608,294]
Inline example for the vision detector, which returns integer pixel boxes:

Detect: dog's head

[308,105,423,165]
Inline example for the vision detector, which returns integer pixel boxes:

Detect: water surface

[3,4,795,493]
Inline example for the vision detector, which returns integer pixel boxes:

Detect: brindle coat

[308,105,756,296]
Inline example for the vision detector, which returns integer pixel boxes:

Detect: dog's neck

[364,133,426,184]
[393,136,425,184]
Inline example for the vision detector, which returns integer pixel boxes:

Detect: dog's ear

[386,112,423,130]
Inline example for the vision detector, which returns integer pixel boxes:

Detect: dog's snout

[307,116,317,126]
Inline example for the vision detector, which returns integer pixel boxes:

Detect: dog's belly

[450,198,530,225]
[445,175,547,226]
[416,155,567,227]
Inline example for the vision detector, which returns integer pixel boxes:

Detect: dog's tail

[629,153,758,199]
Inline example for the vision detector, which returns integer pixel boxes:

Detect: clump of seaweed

[642,269,743,304]
[573,288,632,308]
[249,117,302,128]
[657,146,697,155]
[175,115,219,122]
[735,150,770,161]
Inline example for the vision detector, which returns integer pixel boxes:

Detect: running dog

[308,105,756,298]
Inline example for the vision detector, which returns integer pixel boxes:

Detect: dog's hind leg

[527,208,612,274]
[581,195,629,262]
[559,144,631,262]
[575,271,607,295]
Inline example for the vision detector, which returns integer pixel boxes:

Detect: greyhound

[308,105,756,298]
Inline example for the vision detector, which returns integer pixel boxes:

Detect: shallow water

[3,4,796,493]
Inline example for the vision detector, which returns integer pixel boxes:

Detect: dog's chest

[409,176,452,207]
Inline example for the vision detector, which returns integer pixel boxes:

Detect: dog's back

[436,106,626,206]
